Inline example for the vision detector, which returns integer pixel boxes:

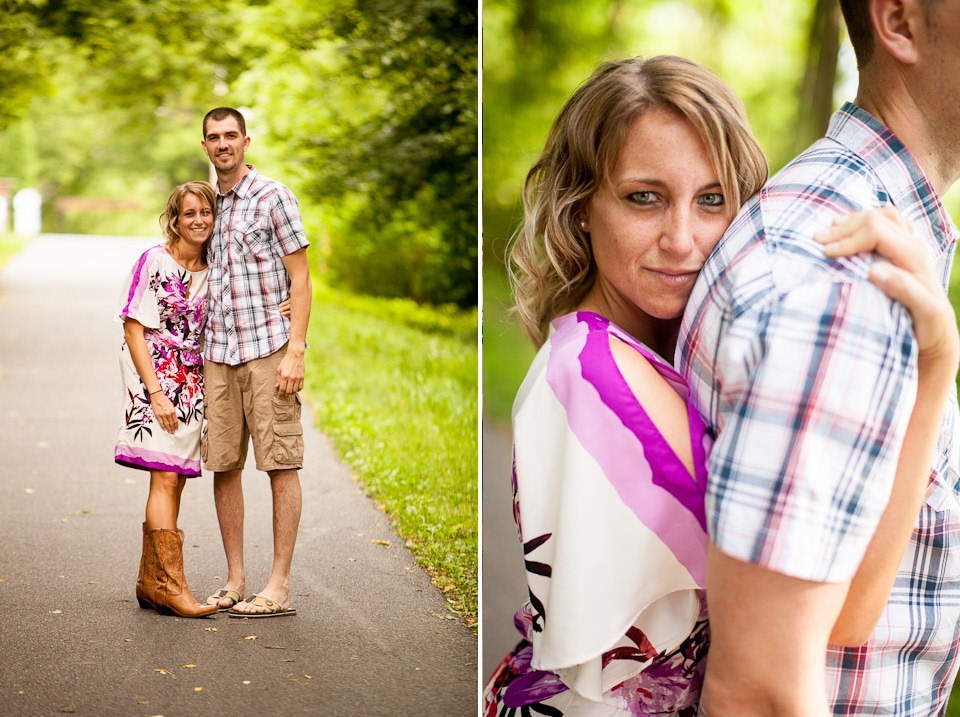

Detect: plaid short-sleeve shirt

[678,103,960,714]
[204,165,310,365]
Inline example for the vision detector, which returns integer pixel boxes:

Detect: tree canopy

[0,0,478,308]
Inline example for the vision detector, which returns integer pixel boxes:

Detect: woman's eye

[699,193,725,207]
[627,191,656,205]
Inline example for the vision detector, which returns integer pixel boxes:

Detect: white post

[13,188,42,237]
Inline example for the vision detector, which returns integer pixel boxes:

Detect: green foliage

[232,0,478,307]
[483,265,534,422]
[304,280,478,624]
[0,0,243,134]
[482,0,819,248]
[0,0,477,310]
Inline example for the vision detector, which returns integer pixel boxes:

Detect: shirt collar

[828,102,956,253]
[217,164,257,200]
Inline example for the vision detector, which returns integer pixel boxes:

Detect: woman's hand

[817,206,959,647]
[150,391,179,434]
[279,299,292,318]
[816,206,960,373]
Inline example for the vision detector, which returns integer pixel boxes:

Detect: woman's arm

[816,206,960,645]
[123,318,178,435]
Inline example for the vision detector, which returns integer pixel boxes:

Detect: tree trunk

[794,0,841,155]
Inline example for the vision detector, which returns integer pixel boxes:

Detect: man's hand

[276,350,305,396]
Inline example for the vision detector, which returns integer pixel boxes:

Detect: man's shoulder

[245,169,295,200]
[720,141,884,275]
[756,140,882,225]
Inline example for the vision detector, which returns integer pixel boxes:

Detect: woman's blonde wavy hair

[160,181,217,257]
[508,55,769,347]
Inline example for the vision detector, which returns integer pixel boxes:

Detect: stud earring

[579,221,587,230]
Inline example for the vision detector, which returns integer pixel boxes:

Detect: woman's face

[177,193,214,250]
[583,107,732,326]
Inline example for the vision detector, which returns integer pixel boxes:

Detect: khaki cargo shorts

[202,347,304,472]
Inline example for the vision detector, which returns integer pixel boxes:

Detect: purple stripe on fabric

[580,315,707,527]
[547,313,706,582]
[115,447,201,477]
[121,246,161,318]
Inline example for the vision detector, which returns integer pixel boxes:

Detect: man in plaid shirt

[678,1,960,714]
[200,107,312,618]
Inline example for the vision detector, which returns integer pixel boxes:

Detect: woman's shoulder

[132,243,166,268]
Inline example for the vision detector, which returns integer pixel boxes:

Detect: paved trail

[480,420,526,682]
[0,235,477,716]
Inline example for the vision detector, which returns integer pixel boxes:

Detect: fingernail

[813,231,828,243]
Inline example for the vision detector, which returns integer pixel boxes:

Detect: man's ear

[871,0,921,64]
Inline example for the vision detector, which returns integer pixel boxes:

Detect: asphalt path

[479,420,526,684]
[0,235,477,716]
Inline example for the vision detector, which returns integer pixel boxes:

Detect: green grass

[482,265,535,422]
[303,281,479,627]
[0,233,30,271]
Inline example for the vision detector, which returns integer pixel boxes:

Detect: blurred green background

[483,0,960,422]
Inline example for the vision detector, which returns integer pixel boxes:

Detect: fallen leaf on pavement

[193,687,202,692]
[371,539,391,547]
[243,635,257,640]
[183,664,196,669]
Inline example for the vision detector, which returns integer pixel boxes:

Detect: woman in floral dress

[484,55,959,716]
[115,181,219,618]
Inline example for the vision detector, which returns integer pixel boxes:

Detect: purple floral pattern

[115,247,208,477]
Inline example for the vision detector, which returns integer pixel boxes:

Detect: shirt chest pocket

[231,219,268,258]
[923,397,960,513]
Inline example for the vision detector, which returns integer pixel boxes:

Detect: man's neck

[856,74,957,198]
[216,163,251,195]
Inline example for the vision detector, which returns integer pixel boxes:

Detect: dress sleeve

[707,278,918,583]
[116,247,162,329]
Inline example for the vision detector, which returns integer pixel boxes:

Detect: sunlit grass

[303,281,478,626]
[0,233,29,271]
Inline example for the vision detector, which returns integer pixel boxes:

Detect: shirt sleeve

[707,277,918,583]
[116,248,162,330]
[269,186,309,257]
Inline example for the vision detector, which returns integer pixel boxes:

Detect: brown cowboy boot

[148,528,217,618]
[135,522,158,610]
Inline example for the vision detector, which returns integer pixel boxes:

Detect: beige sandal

[228,594,297,618]
[207,589,242,611]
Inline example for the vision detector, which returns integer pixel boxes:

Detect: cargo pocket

[273,393,302,422]
[274,421,304,465]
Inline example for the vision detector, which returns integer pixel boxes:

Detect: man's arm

[702,545,848,717]
[276,247,311,396]
[701,276,917,714]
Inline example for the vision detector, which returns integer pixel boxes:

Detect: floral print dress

[484,312,711,716]
[114,245,207,477]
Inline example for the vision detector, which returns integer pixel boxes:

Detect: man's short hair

[203,107,247,138]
